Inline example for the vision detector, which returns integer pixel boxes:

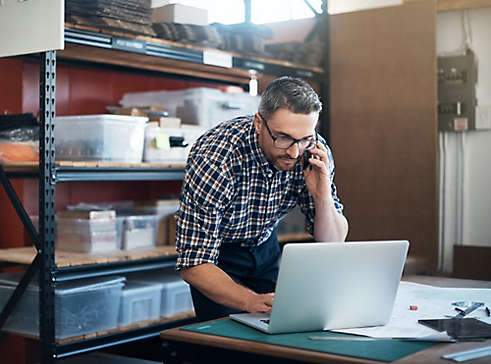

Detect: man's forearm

[313,195,348,242]
[180,263,273,312]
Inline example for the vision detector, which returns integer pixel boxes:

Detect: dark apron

[190,231,280,322]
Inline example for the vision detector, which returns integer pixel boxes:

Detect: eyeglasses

[258,113,317,150]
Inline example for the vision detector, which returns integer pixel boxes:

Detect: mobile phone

[303,151,312,170]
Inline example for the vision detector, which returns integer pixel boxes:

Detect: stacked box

[57,210,118,254]
[0,272,125,339]
[55,115,148,163]
[115,215,157,251]
[128,269,194,318]
[118,282,162,326]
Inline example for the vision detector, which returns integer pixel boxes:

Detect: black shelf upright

[39,50,58,363]
[0,51,57,364]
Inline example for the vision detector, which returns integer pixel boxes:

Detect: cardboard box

[152,4,208,26]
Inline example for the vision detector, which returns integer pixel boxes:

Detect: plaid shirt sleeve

[298,142,344,236]
[175,154,234,270]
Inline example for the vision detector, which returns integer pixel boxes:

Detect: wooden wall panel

[329,1,438,271]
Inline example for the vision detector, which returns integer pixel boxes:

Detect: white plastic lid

[55,114,148,124]
[0,272,125,295]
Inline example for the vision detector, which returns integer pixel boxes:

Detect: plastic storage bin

[57,217,118,254]
[0,273,125,339]
[120,88,260,129]
[177,89,260,128]
[115,215,157,251]
[127,269,194,317]
[160,277,193,317]
[118,282,162,327]
[55,114,148,163]
[133,200,180,246]
[143,124,205,163]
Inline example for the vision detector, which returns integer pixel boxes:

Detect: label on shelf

[113,37,146,53]
[203,50,233,69]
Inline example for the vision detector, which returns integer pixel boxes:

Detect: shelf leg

[39,50,57,364]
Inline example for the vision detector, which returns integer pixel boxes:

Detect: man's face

[254,108,319,171]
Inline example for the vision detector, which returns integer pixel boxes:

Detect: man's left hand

[303,142,332,202]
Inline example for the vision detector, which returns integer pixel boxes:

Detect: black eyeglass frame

[258,112,318,151]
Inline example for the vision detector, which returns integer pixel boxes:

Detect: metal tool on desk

[442,345,491,362]
[452,301,485,318]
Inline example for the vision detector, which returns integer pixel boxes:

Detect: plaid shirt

[175,115,343,270]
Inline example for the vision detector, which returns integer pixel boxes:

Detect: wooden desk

[160,276,491,364]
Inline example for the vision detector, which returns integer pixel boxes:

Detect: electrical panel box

[0,0,64,58]
[437,52,477,132]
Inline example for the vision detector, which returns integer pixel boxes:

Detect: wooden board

[0,246,177,267]
[1,161,186,172]
[329,0,438,272]
[64,22,324,74]
[16,311,195,344]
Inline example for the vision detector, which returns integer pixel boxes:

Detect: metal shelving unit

[0,20,327,364]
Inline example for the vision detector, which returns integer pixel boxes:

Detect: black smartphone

[302,151,312,170]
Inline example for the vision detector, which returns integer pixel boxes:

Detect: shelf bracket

[0,254,40,331]
[0,165,41,250]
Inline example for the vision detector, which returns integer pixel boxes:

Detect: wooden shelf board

[0,246,178,268]
[59,43,252,85]
[12,311,195,344]
[1,161,186,172]
[64,22,324,74]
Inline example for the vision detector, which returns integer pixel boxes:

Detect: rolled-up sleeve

[175,155,233,270]
[298,143,344,235]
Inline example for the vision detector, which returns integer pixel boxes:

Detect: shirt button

[267,171,273,178]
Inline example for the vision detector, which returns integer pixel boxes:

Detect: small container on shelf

[57,218,118,254]
[0,273,125,339]
[115,214,157,251]
[54,114,148,163]
[133,199,180,246]
[118,282,162,327]
[143,124,204,164]
[127,269,194,318]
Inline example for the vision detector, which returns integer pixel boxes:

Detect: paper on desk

[332,281,491,340]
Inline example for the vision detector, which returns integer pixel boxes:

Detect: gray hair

[258,76,322,119]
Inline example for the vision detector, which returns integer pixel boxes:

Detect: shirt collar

[246,117,275,177]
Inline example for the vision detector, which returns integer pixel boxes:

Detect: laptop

[230,240,409,334]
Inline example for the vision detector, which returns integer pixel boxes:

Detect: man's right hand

[181,263,274,313]
[245,292,275,313]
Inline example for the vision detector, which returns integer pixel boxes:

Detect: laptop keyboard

[260,319,270,324]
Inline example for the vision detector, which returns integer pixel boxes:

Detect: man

[176,76,348,321]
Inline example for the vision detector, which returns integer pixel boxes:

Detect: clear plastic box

[127,269,194,318]
[118,282,162,327]
[133,201,180,246]
[55,114,148,163]
[120,88,260,129]
[177,89,260,129]
[57,217,118,254]
[115,215,157,251]
[0,273,125,339]
[160,278,194,318]
[143,125,205,163]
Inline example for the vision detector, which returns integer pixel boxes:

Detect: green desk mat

[181,318,435,362]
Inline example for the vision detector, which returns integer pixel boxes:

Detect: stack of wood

[265,40,324,67]
[152,22,224,49]
[213,23,273,56]
[65,0,155,37]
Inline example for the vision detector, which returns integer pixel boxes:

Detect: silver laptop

[230,240,409,334]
